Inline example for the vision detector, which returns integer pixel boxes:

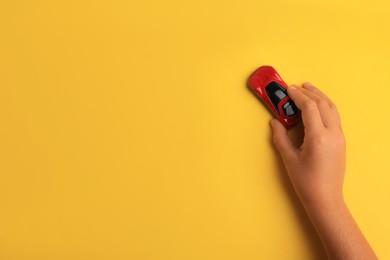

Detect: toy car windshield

[265,81,297,117]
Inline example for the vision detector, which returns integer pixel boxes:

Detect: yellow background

[1,0,389,259]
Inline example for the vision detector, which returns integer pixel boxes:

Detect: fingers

[287,85,324,133]
[301,82,334,105]
[297,85,338,128]
[302,82,342,128]
[270,119,298,160]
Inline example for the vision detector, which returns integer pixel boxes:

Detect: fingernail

[289,85,297,90]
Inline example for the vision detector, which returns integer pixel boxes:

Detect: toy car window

[265,81,287,114]
[275,90,286,100]
[283,101,297,117]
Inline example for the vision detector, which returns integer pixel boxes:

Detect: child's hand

[270,82,346,208]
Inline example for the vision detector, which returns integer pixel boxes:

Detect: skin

[270,82,377,260]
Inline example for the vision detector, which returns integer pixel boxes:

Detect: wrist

[298,189,345,215]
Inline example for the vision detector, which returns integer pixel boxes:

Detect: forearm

[302,197,377,260]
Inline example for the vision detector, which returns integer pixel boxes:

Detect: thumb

[270,119,297,160]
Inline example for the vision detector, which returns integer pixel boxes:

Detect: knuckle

[315,134,327,146]
[329,102,337,110]
[312,131,346,149]
[273,135,282,145]
[303,100,317,110]
[317,99,329,108]
[334,132,346,146]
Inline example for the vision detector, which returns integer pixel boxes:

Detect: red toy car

[247,66,301,128]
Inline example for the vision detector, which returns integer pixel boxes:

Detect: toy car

[247,66,301,128]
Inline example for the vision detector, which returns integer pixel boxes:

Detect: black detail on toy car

[265,81,298,117]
